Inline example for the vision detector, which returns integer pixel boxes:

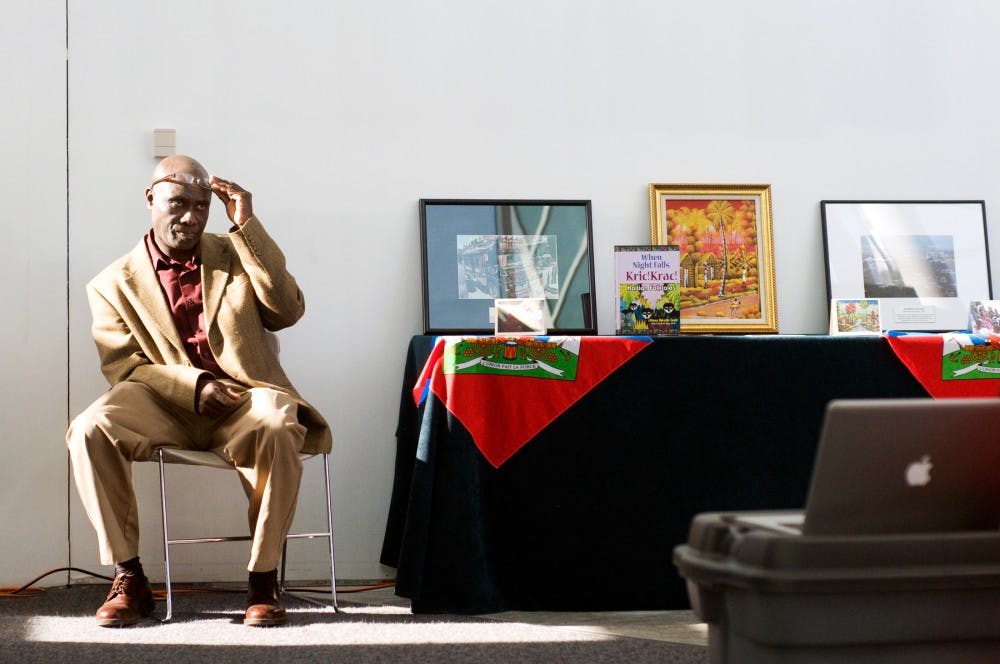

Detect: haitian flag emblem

[941,332,1000,380]
[443,336,579,380]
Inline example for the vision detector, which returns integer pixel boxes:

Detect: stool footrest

[167,535,253,545]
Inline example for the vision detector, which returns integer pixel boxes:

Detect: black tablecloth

[381,335,927,614]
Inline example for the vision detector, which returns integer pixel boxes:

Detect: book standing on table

[614,245,681,336]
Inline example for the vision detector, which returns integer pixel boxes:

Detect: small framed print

[821,201,992,332]
[649,184,777,333]
[829,298,882,335]
[495,298,547,336]
[968,300,1000,335]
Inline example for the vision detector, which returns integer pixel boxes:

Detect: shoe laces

[106,572,144,601]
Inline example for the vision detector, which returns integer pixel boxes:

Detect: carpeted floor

[0,584,709,663]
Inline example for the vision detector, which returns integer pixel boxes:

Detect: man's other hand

[197,379,245,417]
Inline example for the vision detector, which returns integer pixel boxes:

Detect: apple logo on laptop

[905,455,933,487]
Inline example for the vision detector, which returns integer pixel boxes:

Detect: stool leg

[279,539,288,593]
[157,449,174,622]
[323,453,338,611]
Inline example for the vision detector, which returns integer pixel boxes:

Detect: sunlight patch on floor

[482,609,709,646]
[548,619,709,646]
[24,614,614,646]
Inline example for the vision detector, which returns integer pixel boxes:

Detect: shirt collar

[145,230,201,271]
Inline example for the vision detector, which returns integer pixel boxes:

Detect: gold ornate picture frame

[649,184,777,333]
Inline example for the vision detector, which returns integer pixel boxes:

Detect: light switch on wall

[153,128,175,158]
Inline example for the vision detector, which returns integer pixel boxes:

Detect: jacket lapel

[120,240,186,354]
[200,234,233,329]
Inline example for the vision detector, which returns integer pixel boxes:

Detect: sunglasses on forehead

[150,172,212,191]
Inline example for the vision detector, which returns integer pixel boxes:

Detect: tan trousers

[67,380,306,572]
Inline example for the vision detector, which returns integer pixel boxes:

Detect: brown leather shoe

[245,569,287,627]
[96,571,155,627]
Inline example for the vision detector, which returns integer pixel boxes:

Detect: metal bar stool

[155,447,338,621]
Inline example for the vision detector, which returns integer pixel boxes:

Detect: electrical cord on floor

[285,582,396,594]
[0,567,112,598]
[0,566,395,599]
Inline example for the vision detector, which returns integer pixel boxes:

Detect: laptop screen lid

[801,398,1000,536]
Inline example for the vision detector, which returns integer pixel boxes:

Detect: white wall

[5,0,1000,586]
[0,1,69,586]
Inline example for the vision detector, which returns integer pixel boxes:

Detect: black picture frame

[420,199,597,335]
[821,200,992,332]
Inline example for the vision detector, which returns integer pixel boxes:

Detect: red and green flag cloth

[413,335,652,467]
[885,331,1000,398]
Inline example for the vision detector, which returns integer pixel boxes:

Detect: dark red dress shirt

[145,232,231,380]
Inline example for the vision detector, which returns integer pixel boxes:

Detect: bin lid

[674,511,1000,593]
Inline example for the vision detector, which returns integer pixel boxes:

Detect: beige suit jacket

[86,215,332,455]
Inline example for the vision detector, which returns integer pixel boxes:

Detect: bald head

[152,155,209,183]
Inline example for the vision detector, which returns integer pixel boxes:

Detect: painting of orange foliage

[649,184,776,333]
[663,198,761,320]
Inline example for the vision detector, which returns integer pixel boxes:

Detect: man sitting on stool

[67,155,332,627]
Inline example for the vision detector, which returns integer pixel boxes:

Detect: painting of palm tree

[650,184,776,333]
[664,198,761,320]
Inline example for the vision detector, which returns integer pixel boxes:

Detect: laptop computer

[734,398,1000,536]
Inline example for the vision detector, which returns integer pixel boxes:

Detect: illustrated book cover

[614,245,681,335]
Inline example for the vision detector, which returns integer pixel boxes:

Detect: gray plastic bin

[673,511,1000,663]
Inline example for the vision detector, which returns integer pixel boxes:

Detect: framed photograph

[495,298,547,336]
[420,199,597,334]
[821,201,992,332]
[649,184,777,333]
